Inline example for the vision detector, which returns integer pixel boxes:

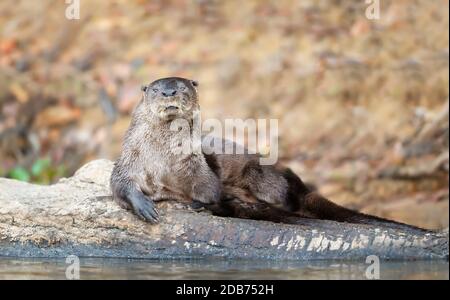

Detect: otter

[110,77,221,223]
[110,77,423,231]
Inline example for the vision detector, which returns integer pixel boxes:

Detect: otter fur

[110,77,424,231]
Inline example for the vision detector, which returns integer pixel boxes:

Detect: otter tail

[300,192,428,232]
[282,168,429,232]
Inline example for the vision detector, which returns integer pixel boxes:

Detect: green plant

[7,158,68,184]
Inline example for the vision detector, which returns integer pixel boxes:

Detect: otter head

[142,77,199,122]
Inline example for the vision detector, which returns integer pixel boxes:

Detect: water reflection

[0,257,447,280]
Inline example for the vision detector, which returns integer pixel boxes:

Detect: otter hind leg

[281,167,377,222]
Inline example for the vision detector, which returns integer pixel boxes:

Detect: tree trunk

[0,159,447,260]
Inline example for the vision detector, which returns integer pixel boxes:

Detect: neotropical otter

[110,77,221,223]
[110,77,423,230]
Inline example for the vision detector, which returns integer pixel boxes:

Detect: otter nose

[162,89,177,97]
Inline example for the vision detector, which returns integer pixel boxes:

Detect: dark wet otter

[110,77,424,231]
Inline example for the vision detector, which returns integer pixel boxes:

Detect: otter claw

[136,202,159,223]
[129,194,159,223]
[140,209,159,223]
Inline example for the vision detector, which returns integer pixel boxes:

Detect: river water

[0,257,447,280]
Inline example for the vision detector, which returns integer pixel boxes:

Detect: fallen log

[0,159,447,260]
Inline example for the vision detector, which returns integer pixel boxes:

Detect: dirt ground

[0,0,448,229]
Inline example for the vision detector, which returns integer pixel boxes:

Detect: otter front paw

[129,193,159,224]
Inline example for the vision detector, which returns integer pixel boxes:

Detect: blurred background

[0,0,448,229]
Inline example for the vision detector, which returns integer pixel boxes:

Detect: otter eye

[152,88,158,93]
[179,86,186,91]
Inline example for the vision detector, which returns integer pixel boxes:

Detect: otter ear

[191,80,199,88]
[141,85,148,92]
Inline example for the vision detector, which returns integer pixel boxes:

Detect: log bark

[0,159,448,260]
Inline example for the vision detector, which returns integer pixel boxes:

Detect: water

[0,257,447,280]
